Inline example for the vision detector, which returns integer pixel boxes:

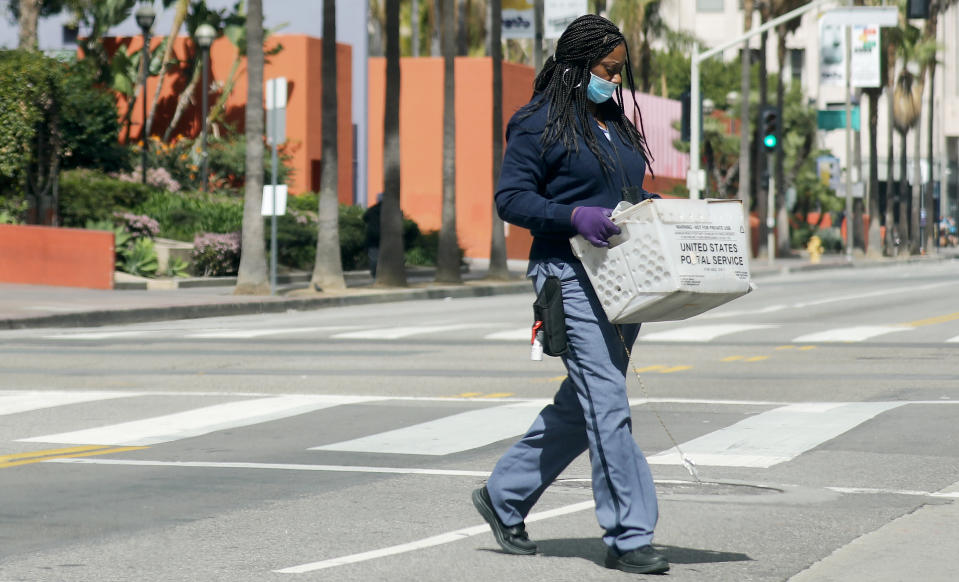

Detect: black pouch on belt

[533,275,568,357]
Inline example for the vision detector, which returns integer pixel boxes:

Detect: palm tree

[864,82,883,257]
[376,0,408,287]
[437,0,462,283]
[311,0,346,291]
[738,0,754,242]
[234,0,269,295]
[488,0,510,280]
[145,0,189,139]
[17,0,40,50]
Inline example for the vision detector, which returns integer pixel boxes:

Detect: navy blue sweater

[495,96,658,262]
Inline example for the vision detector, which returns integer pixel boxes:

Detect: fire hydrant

[807,235,823,264]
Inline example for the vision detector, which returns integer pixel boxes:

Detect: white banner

[851,25,880,88]
[502,0,534,39]
[819,22,845,87]
[544,0,588,39]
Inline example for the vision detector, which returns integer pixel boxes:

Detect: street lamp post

[135,3,156,185]
[195,24,216,192]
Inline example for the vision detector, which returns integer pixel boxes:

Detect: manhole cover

[553,478,782,496]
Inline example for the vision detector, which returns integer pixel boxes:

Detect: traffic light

[760,106,779,152]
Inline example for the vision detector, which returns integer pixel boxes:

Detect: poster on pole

[819,21,845,87]
[502,0,534,39]
[850,25,880,88]
[544,0,588,39]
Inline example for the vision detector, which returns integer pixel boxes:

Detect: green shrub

[121,237,159,277]
[59,169,156,227]
[133,190,243,241]
[193,232,241,276]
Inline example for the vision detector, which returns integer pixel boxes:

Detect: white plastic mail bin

[570,198,752,323]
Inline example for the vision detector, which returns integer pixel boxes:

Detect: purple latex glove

[571,206,621,248]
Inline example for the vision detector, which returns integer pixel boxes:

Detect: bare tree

[437,0,462,283]
[311,0,347,291]
[376,0,408,286]
[18,0,40,50]
[146,0,189,138]
[488,0,510,279]
[234,0,270,295]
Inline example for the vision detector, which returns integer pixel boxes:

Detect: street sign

[265,77,287,146]
[544,0,588,39]
[261,185,287,216]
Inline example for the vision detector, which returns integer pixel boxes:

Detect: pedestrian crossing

[23,319,959,344]
[3,390,954,470]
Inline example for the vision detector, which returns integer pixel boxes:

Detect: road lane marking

[639,324,775,342]
[948,335,959,343]
[792,326,913,343]
[0,445,108,462]
[310,401,544,456]
[484,328,530,340]
[791,281,951,309]
[722,356,744,361]
[826,486,959,499]
[185,326,358,339]
[274,500,597,573]
[1,446,146,468]
[745,356,768,362]
[46,458,493,477]
[647,402,905,468]
[0,390,142,416]
[332,324,486,340]
[899,311,959,328]
[42,331,154,340]
[18,395,386,447]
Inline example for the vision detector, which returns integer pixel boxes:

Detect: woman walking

[472,14,667,575]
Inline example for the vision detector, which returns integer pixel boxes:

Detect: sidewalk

[0,252,954,330]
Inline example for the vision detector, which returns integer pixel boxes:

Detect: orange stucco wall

[113,34,353,202]
[0,225,115,289]
[368,57,535,260]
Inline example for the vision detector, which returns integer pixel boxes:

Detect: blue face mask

[586,73,618,104]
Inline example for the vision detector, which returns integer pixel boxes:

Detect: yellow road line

[901,312,959,328]
[479,392,514,398]
[798,346,817,351]
[659,366,692,373]
[721,356,744,362]
[775,345,795,350]
[745,356,769,362]
[0,445,108,462]
[0,446,147,469]
[635,365,666,373]
[457,392,482,398]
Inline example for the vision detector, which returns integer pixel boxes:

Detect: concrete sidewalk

[0,253,953,330]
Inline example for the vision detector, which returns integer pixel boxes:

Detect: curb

[0,280,533,330]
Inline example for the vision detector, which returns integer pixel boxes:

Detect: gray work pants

[485,257,659,553]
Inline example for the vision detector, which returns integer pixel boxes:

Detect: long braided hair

[521,14,654,178]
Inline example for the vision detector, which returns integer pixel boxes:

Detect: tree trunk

[488,0,510,280]
[146,0,189,139]
[866,88,882,258]
[312,0,346,291]
[738,0,753,254]
[234,0,270,295]
[898,129,909,254]
[775,25,790,258]
[436,0,462,283]
[911,113,922,254]
[457,0,468,56]
[925,36,936,254]
[376,0,408,287]
[17,0,40,50]
[431,0,441,56]
[884,43,896,255]
[162,63,202,142]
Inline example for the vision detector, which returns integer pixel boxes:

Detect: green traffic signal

[763,134,777,149]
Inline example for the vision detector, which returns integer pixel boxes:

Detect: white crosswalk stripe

[310,401,546,456]
[647,402,905,468]
[17,394,386,447]
[331,324,486,340]
[792,326,913,343]
[638,324,776,342]
[185,326,358,339]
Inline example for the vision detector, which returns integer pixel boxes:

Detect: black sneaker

[471,487,537,555]
[605,545,670,574]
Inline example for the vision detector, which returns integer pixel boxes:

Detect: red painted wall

[368,57,536,260]
[110,34,353,202]
[0,225,115,289]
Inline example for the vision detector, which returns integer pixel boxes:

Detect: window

[697,0,724,13]
[790,49,804,84]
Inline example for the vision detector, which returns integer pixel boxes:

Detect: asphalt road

[1,260,958,581]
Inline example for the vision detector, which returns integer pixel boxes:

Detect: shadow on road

[531,538,752,567]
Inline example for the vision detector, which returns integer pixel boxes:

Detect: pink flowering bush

[113,212,160,239]
[192,232,241,277]
[111,167,182,192]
